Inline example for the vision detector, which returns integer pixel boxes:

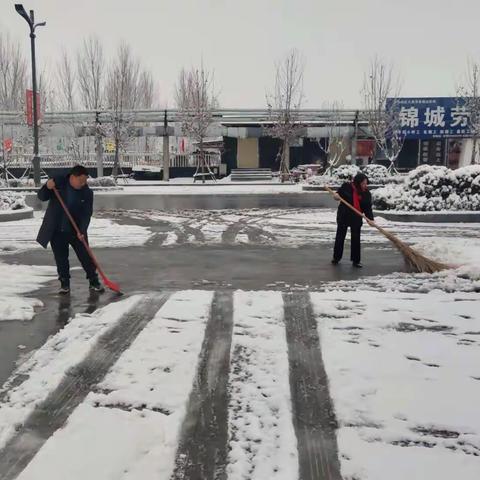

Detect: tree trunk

[162,134,170,181]
[284,139,290,170]
[200,138,205,184]
[113,131,119,178]
[471,136,478,165]
[95,131,104,178]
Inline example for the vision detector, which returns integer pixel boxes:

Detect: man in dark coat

[37,165,104,294]
[332,172,375,268]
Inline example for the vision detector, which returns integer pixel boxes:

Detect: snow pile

[0,261,56,321]
[87,176,117,188]
[374,165,480,211]
[0,191,26,211]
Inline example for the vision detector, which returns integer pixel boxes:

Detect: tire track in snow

[171,291,234,480]
[0,293,170,480]
[283,291,342,480]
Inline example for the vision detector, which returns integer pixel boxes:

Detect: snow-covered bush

[0,191,26,211]
[87,176,117,187]
[308,163,400,186]
[332,164,360,181]
[373,165,480,211]
[361,164,389,184]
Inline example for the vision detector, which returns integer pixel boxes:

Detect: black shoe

[352,262,363,268]
[58,280,70,295]
[331,259,340,265]
[89,279,105,293]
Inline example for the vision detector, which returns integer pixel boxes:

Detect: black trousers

[50,231,97,283]
[333,223,361,263]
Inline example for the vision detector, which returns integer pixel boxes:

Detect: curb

[374,210,480,223]
[0,207,34,222]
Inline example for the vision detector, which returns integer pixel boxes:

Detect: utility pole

[162,110,170,181]
[351,110,359,165]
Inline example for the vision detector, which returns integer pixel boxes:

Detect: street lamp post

[15,4,45,187]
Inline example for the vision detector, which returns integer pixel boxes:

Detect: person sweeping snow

[36,165,104,294]
[331,172,375,268]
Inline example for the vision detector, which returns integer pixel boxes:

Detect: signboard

[3,138,13,153]
[356,139,375,157]
[104,140,115,153]
[26,89,41,126]
[387,97,471,139]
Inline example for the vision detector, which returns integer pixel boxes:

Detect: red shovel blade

[99,272,122,294]
[104,279,122,294]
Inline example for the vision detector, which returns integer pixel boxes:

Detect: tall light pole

[15,4,46,186]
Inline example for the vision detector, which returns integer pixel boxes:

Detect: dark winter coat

[336,182,374,227]
[36,174,93,248]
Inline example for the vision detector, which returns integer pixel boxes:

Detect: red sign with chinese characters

[3,138,13,153]
[26,89,41,126]
[356,139,375,157]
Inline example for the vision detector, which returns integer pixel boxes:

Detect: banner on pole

[26,89,41,126]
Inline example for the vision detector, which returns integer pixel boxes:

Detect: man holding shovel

[36,165,104,294]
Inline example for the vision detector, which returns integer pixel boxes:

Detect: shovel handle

[52,186,107,281]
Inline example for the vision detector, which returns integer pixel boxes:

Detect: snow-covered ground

[105,208,480,266]
[0,211,152,321]
[0,295,143,450]
[0,211,152,255]
[16,291,213,480]
[311,289,480,480]
[0,262,56,321]
[0,204,479,478]
[0,286,478,479]
[228,291,298,480]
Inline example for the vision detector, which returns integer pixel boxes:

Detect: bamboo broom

[325,186,450,274]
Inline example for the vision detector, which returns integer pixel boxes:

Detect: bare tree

[319,101,349,173]
[57,49,76,111]
[175,63,219,183]
[137,70,156,109]
[137,69,157,156]
[457,59,480,164]
[0,32,27,111]
[77,36,105,110]
[265,49,305,181]
[105,42,142,177]
[77,36,106,175]
[0,33,27,182]
[56,50,82,162]
[362,56,404,173]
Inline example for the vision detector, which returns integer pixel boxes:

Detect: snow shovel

[52,186,122,294]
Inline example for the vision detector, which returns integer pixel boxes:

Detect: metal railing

[0,108,365,125]
[4,152,221,169]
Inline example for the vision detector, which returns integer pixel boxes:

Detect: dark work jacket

[336,182,374,227]
[36,175,93,248]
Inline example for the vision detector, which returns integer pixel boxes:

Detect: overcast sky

[1,0,479,109]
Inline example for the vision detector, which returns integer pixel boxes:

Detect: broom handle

[325,185,386,235]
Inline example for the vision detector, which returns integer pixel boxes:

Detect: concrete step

[231,168,273,182]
